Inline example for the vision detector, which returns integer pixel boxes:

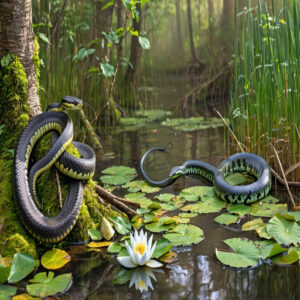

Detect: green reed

[231,0,300,181]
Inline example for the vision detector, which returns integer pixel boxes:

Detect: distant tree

[186,0,198,64]
[0,0,41,116]
[175,0,183,54]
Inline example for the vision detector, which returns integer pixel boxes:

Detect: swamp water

[47,76,300,299]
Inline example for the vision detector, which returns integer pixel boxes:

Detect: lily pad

[110,216,131,235]
[8,253,35,283]
[0,284,17,299]
[163,224,204,246]
[145,217,176,233]
[107,243,124,253]
[250,203,288,218]
[123,180,160,193]
[100,166,137,185]
[178,212,198,218]
[87,241,112,248]
[227,204,251,216]
[41,249,71,270]
[256,241,287,259]
[131,217,143,229]
[266,214,300,246]
[120,117,147,128]
[159,252,177,263]
[215,238,260,268]
[242,218,265,231]
[181,196,226,214]
[282,211,300,222]
[26,272,72,297]
[152,239,172,258]
[180,186,215,200]
[255,225,272,239]
[215,213,239,225]
[259,195,280,204]
[12,293,41,300]
[171,216,191,224]
[154,193,175,202]
[160,198,185,211]
[124,193,152,208]
[88,228,102,241]
[225,172,255,185]
[134,109,172,121]
[271,250,299,265]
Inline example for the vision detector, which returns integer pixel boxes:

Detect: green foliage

[88,229,102,241]
[0,284,17,299]
[138,36,150,49]
[38,33,49,44]
[100,166,137,185]
[152,239,172,258]
[73,48,95,61]
[214,213,239,225]
[41,249,71,270]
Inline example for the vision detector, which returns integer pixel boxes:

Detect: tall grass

[231,0,300,182]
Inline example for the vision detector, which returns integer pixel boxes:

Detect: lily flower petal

[145,259,163,268]
[125,240,137,265]
[117,256,137,269]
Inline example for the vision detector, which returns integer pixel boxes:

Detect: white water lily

[129,267,157,293]
[117,229,163,269]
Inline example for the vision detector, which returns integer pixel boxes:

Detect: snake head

[61,96,83,111]
[169,165,185,180]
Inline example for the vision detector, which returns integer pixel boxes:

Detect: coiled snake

[140,148,272,204]
[13,96,95,243]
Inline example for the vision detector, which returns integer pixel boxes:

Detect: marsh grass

[232,0,300,182]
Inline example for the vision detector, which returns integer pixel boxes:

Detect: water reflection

[129,267,158,293]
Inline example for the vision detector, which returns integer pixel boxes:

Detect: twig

[55,170,63,209]
[270,143,296,208]
[270,167,300,187]
[215,109,245,153]
[285,162,300,177]
[0,218,4,237]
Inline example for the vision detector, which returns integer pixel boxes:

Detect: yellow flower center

[134,242,146,256]
[138,280,146,289]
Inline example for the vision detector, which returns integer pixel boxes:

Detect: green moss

[33,36,40,95]
[3,234,36,258]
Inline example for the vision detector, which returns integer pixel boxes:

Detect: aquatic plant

[231,0,300,181]
[117,229,163,269]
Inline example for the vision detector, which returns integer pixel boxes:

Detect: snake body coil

[13,96,95,243]
[140,148,272,204]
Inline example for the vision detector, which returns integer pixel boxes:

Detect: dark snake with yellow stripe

[140,148,272,204]
[13,96,95,243]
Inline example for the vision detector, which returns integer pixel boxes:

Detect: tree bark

[116,0,125,59]
[0,0,41,117]
[175,0,183,54]
[207,0,214,44]
[186,0,197,64]
[124,3,143,109]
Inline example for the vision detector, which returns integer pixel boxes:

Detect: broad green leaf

[0,284,17,299]
[160,198,185,211]
[1,54,11,67]
[242,218,265,231]
[171,216,190,224]
[152,239,172,258]
[134,109,172,121]
[100,63,114,77]
[138,36,150,49]
[259,195,280,204]
[258,241,287,259]
[123,180,160,193]
[8,253,35,283]
[145,217,176,233]
[113,268,134,285]
[107,243,123,253]
[225,172,255,185]
[271,250,299,265]
[26,272,72,297]
[38,33,49,44]
[143,213,159,224]
[255,225,272,239]
[250,203,287,218]
[282,211,300,222]
[178,212,198,218]
[101,166,137,186]
[180,186,215,199]
[154,193,175,202]
[110,216,131,235]
[131,217,143,229]
[227,204,251,216]
[88,228,102,241]
[148,202,162,210]
[41,249,71,270]
[215,213,239,225]
[163,224,204,246]
[266,214,300,246]
[215,238,260,268]
[0,257,11,284]
[159,252,177,263]
[124,193,152,208]
[181,196,226,214]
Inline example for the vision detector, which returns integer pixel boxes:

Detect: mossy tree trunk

[0,0,41,117]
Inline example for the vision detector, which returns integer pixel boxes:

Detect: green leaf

[148,202,162,210]
[227,204,251,216]
[101,165,137,185]
[26,272,72,297]
[145,217,176,233]
[38,33,49,44]
[0,257,11,284]
[1,54,11,67]
[181,196,226,214]
[154,193,175,202]
[110,216,131,235]
[178,212,198,218]
[271,250,299,265]
[180,186,215,199]
[225,172,255,185]
[250,203,288,218]
[8,253,35,283]
[124,193,152,208]
[152,239,172,259]
[282,211,300,222]
[107,243,124,253]
[214,213,239,225]
[123,180,160,193]
[215,238,260,268]
[0,284,17,299]
[259,195,280,204]
[266,214,300,246]
[101,1,115,11]
[160,198,185,211]
[134,109,172,121]
[163,224,204,247]
[100,63,114,77]
[242,218,265,231]
[255,225,272,239]
[88,228,102,241]
[113,268,134,285]
[138,36,150,49]
[257,241,287,259]
[41,249,71,270]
